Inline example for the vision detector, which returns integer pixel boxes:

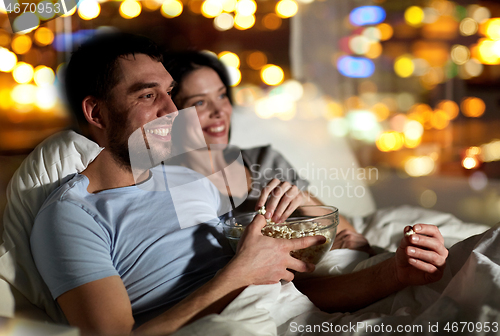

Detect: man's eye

[142,93,154,99]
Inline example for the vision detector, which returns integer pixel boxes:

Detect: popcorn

[405,227,416,237]
[261,222,332,264]
[258,206,266,216]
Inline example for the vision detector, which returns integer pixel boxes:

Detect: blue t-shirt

[30,165,234,320]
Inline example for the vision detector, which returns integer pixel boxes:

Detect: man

[30,33,448,335]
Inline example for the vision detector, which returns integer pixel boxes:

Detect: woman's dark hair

[64,32,163,133]
[163,51,234,107]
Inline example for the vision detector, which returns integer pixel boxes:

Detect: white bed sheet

[173,205,495,336]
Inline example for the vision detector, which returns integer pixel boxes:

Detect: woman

[164,51,372,253]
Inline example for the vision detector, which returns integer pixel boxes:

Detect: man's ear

[82,96,106,129]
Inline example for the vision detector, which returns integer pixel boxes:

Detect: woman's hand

[255,178,305,223]
[332,229,376,256]
[394,224,448,287]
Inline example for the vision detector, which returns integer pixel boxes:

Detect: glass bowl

[223,205,339,264]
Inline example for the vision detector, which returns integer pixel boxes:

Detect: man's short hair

[64,32,163,132]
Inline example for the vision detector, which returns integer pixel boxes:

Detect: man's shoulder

[38,173,89,213]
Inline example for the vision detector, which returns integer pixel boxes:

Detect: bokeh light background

[1,0,500,224]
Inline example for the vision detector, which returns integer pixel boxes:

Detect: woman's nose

[209,100,227,117]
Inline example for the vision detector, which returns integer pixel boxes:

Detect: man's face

[104,54,178,169]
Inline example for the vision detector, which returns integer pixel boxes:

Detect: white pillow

[0,130,102,322]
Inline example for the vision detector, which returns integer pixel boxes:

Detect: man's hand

[255,178,304,223]
[222,214,326,285]
[332,229,375,256]
[394,224,448,287]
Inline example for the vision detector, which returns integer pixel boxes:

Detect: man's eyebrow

[126,80,177,95]
[127,82,159,94]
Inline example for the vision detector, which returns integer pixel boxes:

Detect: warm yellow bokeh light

[13,62,34,84]
[11,84,37,105]
[481,140,500,163]
[404,136,421,148]
[276,0,298,19]
[226,66,241,86]
[261,64,284,86]
[161,0,183,18]
[247,51,267,70]
[461,97,486,117]
[234,14,255,30]
[460,18,478,36]
[466,146,481,156]
[78,0,101,20]
[262,13,282,30]
[451,45,470,65]
[462,156,479,169]
[11,35,32,55]
[405,156,435,177]
[202,0,223,18]
[324,100,343,119]
[431,110,450,129]
[34,65,55,86]
[34,27,54,46]
[214,13,234,31]
[376,131,404,152]
[365,42,382,59]
[36,86,57,110]
[0,48,17,72]
[235,0,256,16]
[476,39,500,65]
[394,55,414,78]
[222,0,237,12]
[483,18,500,40]
[0,30,11,47]
[437,100,459,120]
[218,51,240,68]
[377,23,393,41]
[403,120,423,140]
[143,0,162,11]
[61,5,77,17]
[0,88,13,109]
[119,0,142,19]
[405,6,424,27]
[371,103,390,121]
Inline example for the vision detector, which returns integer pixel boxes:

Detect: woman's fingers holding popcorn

[272,186,303,223]
[256,178,282,218]
[256,179,305,223]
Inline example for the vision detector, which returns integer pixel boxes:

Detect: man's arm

[295,224,448,312]
[57,215,325,336]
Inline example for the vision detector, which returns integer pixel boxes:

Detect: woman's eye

[193,100,204,107]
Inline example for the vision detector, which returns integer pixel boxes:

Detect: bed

[0,117,495,335]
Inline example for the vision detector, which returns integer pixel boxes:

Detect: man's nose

[158,94,178,118]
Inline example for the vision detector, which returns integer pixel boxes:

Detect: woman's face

[177,66,232,145]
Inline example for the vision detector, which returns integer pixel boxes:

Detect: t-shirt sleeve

[30,200,119,299]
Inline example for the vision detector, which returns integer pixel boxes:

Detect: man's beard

[107,106,133,171]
